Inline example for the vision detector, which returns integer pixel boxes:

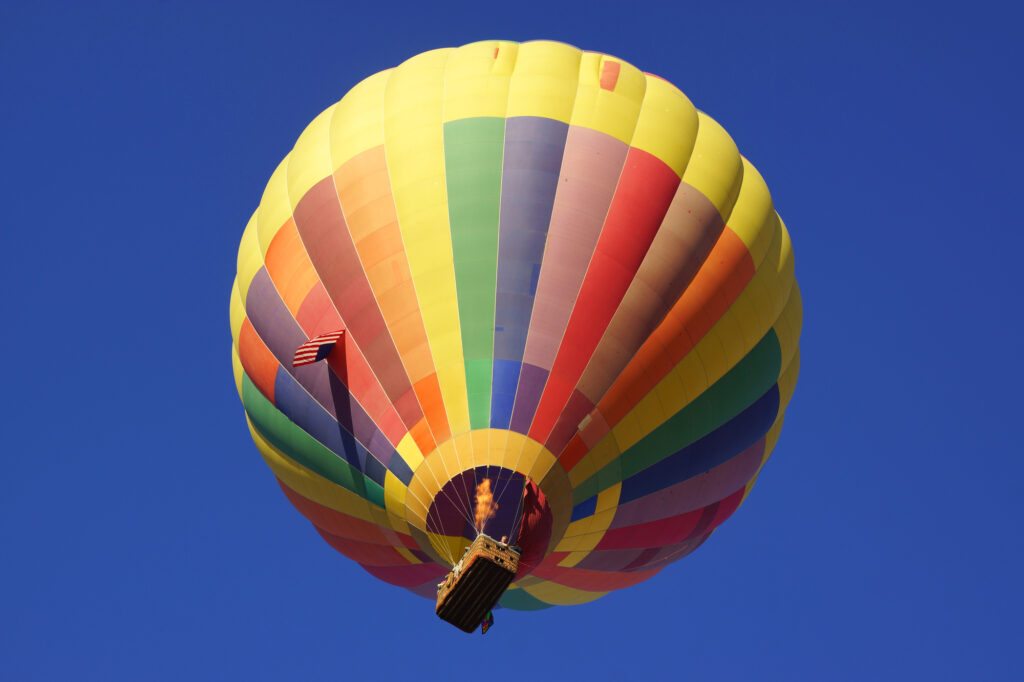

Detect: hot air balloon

[229,40,801,621]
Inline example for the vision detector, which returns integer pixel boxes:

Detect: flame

[473,479,498,532]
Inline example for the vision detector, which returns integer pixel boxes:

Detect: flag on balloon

[292,330,345,367]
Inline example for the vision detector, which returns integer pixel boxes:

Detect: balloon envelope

[230,40,801,610]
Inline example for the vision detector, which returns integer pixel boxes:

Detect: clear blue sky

[2,2,1021,680]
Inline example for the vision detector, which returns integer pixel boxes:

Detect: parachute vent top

[435,534,520,633]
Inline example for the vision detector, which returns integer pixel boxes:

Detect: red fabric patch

[600,61,620,91]
[515,480,553,577]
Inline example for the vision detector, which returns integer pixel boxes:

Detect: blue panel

[363,454,387,487]
[274,368,374,475]
[619,385,781,505]
[490,359,522,428]
[570,495,598,521]
[387,450,415,486]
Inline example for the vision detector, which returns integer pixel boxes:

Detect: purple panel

[622,534,709,572]
[608,438,765,530]
[570,547,647,572]
[493,117,569,361]
[509,127,627,432]
[508,363,548,434]
[245,267,396,468]
[407,580,443,600]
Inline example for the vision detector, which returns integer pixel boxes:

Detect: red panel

[596,507,704,550]
[558,434,589,472]
[277,478,391,546]
[595,487,746,550]
[292,177,424,430]
[238,318,278,403]
[358,562,448,589]
[294,283,407,448]
[529,148,680,444]
[315,527,415,566]
[529,563,660,592]
[594,227,755,433]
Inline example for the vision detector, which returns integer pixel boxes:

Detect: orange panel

[264,218,319,318]
[238,318,279,402]
[413,374,452,444]
[597,228,755,429]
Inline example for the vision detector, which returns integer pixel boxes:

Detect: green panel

[498,587,554,611]
[242,373,382,509]
[573,330,783,504]
[444,117,505,429]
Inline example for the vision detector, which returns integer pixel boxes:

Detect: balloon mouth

[424,465,552,576]
[426,466,530,542]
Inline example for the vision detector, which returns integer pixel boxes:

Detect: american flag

[292,329,345,367]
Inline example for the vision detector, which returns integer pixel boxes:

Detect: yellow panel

[726,157,776,262]
[487,429,514,468]
[777,350,801,411]
[383,48,471,437]
[682,112,742,221]
[774,282,803,370]
[611,404,651,453]
[567,450,599,489]
[395,432,424,471]
[405,470,432,526]
[512,435,541,473]
[285,104,336,207]
[506,40,581,121]
[562,517,592,537]
[229,278,245,343]
[235,211,262,303]
[710,311,747,372]
[255,158,292,257]
[631,75,698,176]
[246,417,377,523]
[230,345,243,398]
[526,443,558,483]
[383,470,409,527]
[522,580,607,606]
[556,551,590,568]
[650,364,687,421]
[595,482,621,512]
[570,52,646,143]
[443,40,517,121]
[634,391,668,440]
[732,277,773,345]
[427,533,467,565]
[438,438,464,478]
[763,413,787,459]
[470,428,490,465]
[328,70,391,168]
[741,410,787,504]
[404,496,429,533]
[393,545,420,565]
[553,532,594,552]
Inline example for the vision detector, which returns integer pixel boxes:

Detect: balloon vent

[436,534,520,633]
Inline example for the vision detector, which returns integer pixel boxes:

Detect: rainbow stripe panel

[230,40,802,611]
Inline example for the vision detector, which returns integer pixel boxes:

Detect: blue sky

[2,1,1021,679]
